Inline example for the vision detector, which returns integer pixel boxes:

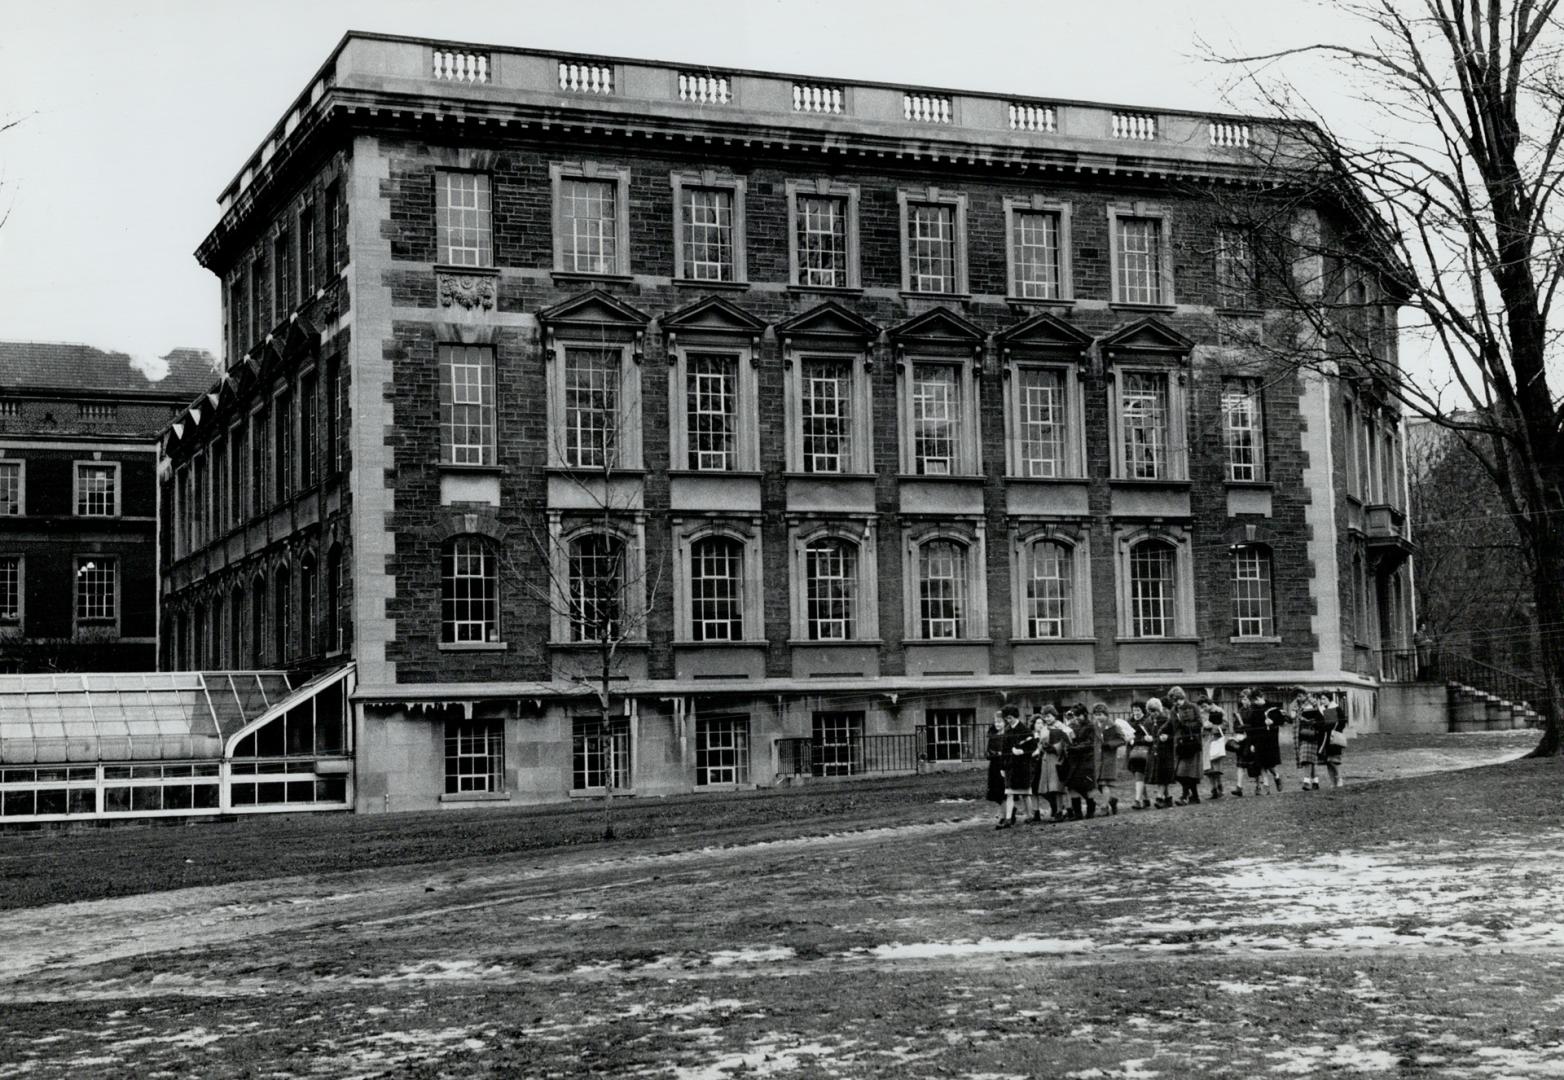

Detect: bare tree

[1206,0,1564,752]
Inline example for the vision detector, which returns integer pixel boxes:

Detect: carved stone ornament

[438,272,497,311]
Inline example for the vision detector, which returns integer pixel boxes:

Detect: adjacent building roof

[0,342,217,400]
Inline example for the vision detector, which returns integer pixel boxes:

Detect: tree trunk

[1524,512,1564,757]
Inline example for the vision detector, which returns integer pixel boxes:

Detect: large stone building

[160,32,1414,813]
[0,342,215,672]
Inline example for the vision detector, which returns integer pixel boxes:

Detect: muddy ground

[0,730,1558,1079]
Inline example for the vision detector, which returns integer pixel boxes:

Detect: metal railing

[776,734,921,778]
[1376,646,1549,708]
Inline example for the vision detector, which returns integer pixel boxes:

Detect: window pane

[1221,379,1264,482]
[0,463,19,516]
[682,187,734,281]
[441,536,498,643]
[440,345,496,466]
[1013,210,1060,299]
[1232,545,1275,638]
[76,464,116,517]
[686,354,737,470]
[563,348,621,469]
[444,718,504,794]
[561,178,617,274]
[1217,226,1256,308]
[437,172,493,267]
[75,558,116,622]
[925,708,975,762]
[913,363,959,475]
[0,556,18,623]
[696,715,750,785]
[690,536,743,642]
[572,717,631,790]
[1027,541,1072,638]
[919,539,967,639]
[805,538,857,641]
[907,203,956,293]
[1017,367,1065,477]
[811,711,863,776]
[569,534,624,641]
[1129,541,1175,638]
[801,359,852,473]
[1117,216,1163,304]
[796,195,847,287]
[1121,372,1168,480]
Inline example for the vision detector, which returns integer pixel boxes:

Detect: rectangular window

[696,716,750,786]
[680,187,735,281]
[230,423,248,524]
[689,538,743,642]
[805,538,857,640]
[563,348,620,469]
[274,391,292,503]
[560,178,618,274]
[0,462,21,516]
[1121,372,1169,480]
[800,359,853,473]
[327,357,343,475]
[1221,379,1265,482]
[1012,209,1062,299]
[1217,225,1257,308]
[273,230,290,322]
[191,455,206,548]
[912,363,959,475]
[0,556,19,624]
[442,537,498,644]
[907,203,956,293]
[1116,215,1164,305]
[796,194,847,287]
[1232,546,1275,638]
[1129,543,1175,638]
[75,557,116,623]
[212,437,227,535]
[1026,541,1073,638]
[439,345,495,466]
[249,257,266,342]
[250,408,269,516]
[811,711,863,777]
[924,708,974,763]
[919,540,967,639]
[299,371,318,488]
[685,353,737,471]
[436,172,493,267]
[443,718,504,794]
[325,181,343,274]
[1017,367,1066,478]
[572,717,631,791]
[299,205,316,299]
[175,467,190,556]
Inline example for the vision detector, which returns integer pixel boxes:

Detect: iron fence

[775,734,922,778]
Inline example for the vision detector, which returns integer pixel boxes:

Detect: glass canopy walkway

[0,665,353,824]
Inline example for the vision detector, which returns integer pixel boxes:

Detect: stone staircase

[1376,648,1549,734]
[1447,680,1544,731]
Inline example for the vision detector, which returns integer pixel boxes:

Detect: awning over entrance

[0,670,303,765]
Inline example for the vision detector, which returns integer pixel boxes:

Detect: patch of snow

[1471,1046,1564,1077]
[869,936,1096,960]
[707,946,795,966]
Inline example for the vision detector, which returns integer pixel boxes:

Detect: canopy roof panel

[0,671,305,764]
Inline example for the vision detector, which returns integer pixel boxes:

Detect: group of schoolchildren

[985,685,1350,828]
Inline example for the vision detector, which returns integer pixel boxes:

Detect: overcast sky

[0,0,1356,378]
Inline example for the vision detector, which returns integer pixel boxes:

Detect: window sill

[786,284,864,297]
[784,470,877,481]
[439,462,504,474]
[898,472,984,483]
[667,469,763,479]
[551,270,633,285]
[433,263,498,277]
[673,639,770,649]
[672,278,750,291]
[899,290,971,302]
[1005,295,1074,307]
[1225,480,1274,490]
[907,637,994,646]
[439,641,509,652]
[544,465,647,478]
[1005,474,1088,484]
[439,790,511,803]
[1115,636,1199,645]
[1215,306,1264,317]
[786,637,884,647]
[569,788,635,799]
[1108,301,1178,314]
[1108,477,1191,488]
[1012,637,1098,645]
[549,639,651,650]
[695,782,757,792]
[1230,635,1282,644]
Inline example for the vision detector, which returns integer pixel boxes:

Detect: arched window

[918,538,968,639]
[273,565,291,664]
[1024,539,1073,638]
[1231,544,1275,639]
[230,586,245,668]
[300,554,319,657]
[441,535,498,643]
[251,576,267,667]
[326,545,343,652]
[568,533,624,642]
[689,535,743,641]
[804,537,858,641]
[1128,539,1176,638]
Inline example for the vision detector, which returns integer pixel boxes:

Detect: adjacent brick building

[166,32,1415,812]
[0,343,215,672]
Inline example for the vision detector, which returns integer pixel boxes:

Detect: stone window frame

[547,514,649,646]
[1112,525,1197,640]
[670,170,748,284]
[1009,523,1093,641]
[1106,202,1176,308]
[0,458,26,518]
[667,340,760,473]
[434,168,494,268]
[788,518,880,642]
[438,343,498,468]
[902,520,988,642]
[897,187,969,296]
[1002,359,1087,479]
[671,518,765,644]
[545,338,643,471]
[785,179,861,290]
[1230,541,1278,641]
[783,348,875,475]
[0,553,24,631]
[73,553,120,637]
[897,353,982,477]
[1003,196,1073,302]
[1107,362,1190,481]
[550,162,633,277]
